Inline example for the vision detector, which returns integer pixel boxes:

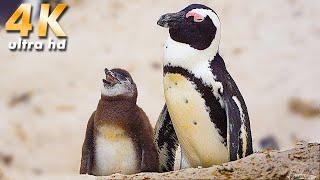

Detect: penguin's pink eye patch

[186,11,205,22]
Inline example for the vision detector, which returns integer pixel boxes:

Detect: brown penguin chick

[80,68,159,176]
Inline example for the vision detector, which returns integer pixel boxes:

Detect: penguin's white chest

[164,73,229,167]
[93,125,139,176]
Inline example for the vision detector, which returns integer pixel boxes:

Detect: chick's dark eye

[117,73,127,80]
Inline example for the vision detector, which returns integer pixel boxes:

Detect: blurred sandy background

[0,0,319,178]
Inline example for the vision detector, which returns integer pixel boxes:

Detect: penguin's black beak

[157,11,185,28]
[103,68,120,86]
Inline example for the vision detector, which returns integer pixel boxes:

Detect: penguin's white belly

[93,126,139,176]
[164,73,229,167]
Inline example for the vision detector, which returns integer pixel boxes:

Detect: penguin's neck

[97,97,137,119]
[164,37,219,86]
[164,37,219,66]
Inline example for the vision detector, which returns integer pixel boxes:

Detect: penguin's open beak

[157,11,185,28]
[103,68,120,86]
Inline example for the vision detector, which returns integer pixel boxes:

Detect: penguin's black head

[101,68,137,100]
[157,4,220,50]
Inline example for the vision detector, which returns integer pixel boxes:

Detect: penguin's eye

[186,11,205,23]
[117,73,126,80]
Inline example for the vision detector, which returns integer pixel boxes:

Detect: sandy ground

[97,143,320,179]
[0,0,319,178]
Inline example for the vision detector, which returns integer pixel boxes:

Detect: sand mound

[60,142,320,179]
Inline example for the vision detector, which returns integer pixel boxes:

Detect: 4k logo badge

[5,3,68,51]
[6,3,68,37]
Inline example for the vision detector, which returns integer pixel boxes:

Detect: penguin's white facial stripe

[101,79,134,97]
[232,96,247,158]
[189,9,220,29]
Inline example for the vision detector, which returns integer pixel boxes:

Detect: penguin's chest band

[163,71,229,166]
[163,65,228,143]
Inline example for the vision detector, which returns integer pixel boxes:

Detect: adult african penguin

[80,68,159,176]
[154,4,253,172]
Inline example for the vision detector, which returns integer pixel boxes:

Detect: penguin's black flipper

[212,53,253,161]
[80,111,95,174]
[224,96,242,161]
[223,81,253,160]
[154,105,179,172]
